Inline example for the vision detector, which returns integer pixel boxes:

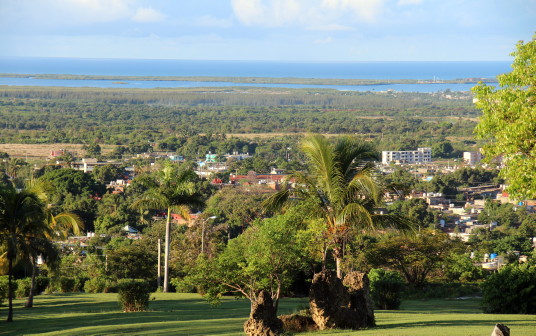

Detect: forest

[0,86,479,158]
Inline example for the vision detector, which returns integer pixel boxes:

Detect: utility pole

[157,239,161,290]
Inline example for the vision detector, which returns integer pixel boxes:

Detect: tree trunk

[336,256,342,279]
[25,259,37,308]
[274,284,281,314]
[7,257,13,322]
[163,208,171,293]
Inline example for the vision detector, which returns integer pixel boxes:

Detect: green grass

[1,294,535,335]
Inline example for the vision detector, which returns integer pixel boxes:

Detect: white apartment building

[382,148,432,165]
[463,151,483,166]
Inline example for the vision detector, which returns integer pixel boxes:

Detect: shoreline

[0,73,497,86]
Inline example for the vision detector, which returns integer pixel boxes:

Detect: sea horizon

[0,57,511,79]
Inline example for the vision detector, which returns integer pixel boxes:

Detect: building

[463,151,483,165]
[382,148,432,165]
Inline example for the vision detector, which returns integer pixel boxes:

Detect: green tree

[92,164,125,184]
[473,36,536,199]
[107,244,157,281]
[84,143,102,158]
[0,183,45,321]
[132,162,203,292]
[388,198,435,228]
[188,212,308,313]
[264,135,411,278]
[204,187,268,239]
[367,230,454,287]
[432,141,454,158]
[39,168,105,202]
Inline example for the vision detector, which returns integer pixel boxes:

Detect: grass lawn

[1,293,535,335]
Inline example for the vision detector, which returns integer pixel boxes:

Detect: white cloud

[307,23,354,31]
[322,0,385,22]
[132,7,166,22]
[61,0,133,23]
[231,0,386,28]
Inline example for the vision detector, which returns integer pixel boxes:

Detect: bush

[15,278,32,298]
[0,276,12,304]
[170,277,197,293]
[403,282,481,300]
[84,277,117,293]
[117,279,151,312]
[73,277,89,292]
[481,264,536,314]
[444,253,486,282]
[368,269,404,310]
[59,277,76,293]
[35,277,50,294]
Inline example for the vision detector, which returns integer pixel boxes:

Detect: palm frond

[370,213,416,233]
[262,188,291,213]
[301,135,345,206]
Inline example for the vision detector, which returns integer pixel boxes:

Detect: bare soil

[0,143,116,159]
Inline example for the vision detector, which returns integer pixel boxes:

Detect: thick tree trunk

[7,257,13,322]
[163,208,171,293]
[25,260,37,308]
[336,257,342,279]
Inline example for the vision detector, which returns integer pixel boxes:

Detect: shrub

[368,269,404,310]
[35,277,50,294]
[117,279,151,312]
[0,276,12,304]
[59,277,76,293]
[15,278,32,298]
[403,282,481,300]
[84,277,117,293]
[444,253,486,282]
[481,264,536,314]
[73,277,89,292]
[170,277,197,293]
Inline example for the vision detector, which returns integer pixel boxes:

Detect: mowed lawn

[1,293,535,336]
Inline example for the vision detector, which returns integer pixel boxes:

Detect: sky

[0,0,534,61]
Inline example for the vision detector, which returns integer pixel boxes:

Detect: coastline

[0,73,498,86]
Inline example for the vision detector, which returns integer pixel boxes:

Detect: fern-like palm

[132,162,204,292]
[264,135,412,278]
[0,180,82,313]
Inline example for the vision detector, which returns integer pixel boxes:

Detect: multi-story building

[381,148,432,165]
[463,151,483,165]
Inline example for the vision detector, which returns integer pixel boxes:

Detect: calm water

[0,57,510,92]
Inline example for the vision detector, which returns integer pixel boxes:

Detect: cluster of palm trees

[0,181,81,322]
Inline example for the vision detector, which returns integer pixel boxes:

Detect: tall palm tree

[0,181,82,315]
[264,135,412,278]
[0,183,46,322]
[24,210,82,308]
[132,162,204,292]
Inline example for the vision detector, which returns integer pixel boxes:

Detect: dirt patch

[0,143,116,159]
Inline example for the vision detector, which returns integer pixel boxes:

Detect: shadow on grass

[1,293,255,335]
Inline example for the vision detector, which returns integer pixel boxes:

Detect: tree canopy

[473,35,536,199]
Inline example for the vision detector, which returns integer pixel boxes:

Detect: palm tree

[24,210,82,308]
[0,183,46,322]
[0,181,82,315]
[132,163,204,292]
[264,135,412,278]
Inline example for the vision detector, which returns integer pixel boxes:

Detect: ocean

[0,57,510,92]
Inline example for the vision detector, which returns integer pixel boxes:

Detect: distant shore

[0,73,498,86]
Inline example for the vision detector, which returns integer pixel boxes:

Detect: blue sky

[0,0,534,61]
